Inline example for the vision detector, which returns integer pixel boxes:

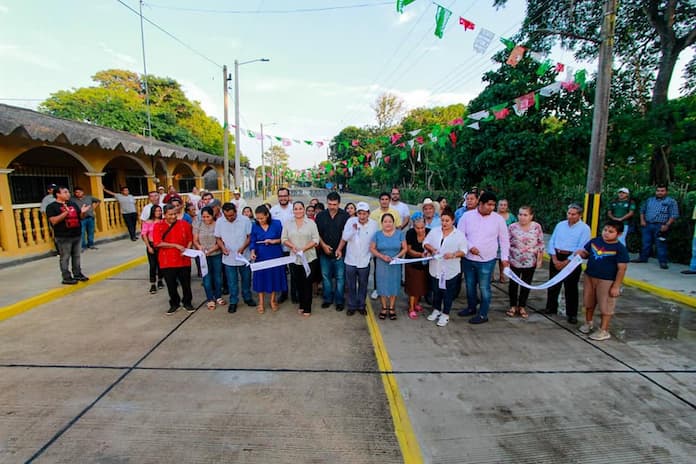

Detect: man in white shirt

[270,187,295,303]
[390,187,410,230]
[215,202,255,312]
[140,190,162,222]
[337,202,378,316]
[231,189,247,213]
[188,186,202,214]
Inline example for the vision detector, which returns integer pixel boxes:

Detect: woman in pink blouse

[141,204,164,294]
[507,205,544,318]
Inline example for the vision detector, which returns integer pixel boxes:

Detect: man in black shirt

[46,186,92,284]
[315,191,349,311]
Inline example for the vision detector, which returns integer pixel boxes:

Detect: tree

[264,145,290,190]
[493,0,696,183]
[371,92,406,131]
[39,69,249,166]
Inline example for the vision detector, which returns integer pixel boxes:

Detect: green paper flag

[500,37,515,51]
[536,59,552,76]
[431,124,442,136]
[247,130,255,138]
[574,69,587,90]
[399,151,408,160]
[304,140,313,146]
[434,4,452,39]
[358,155,365,163]
[535,93,540,110]
[274,136,282,142]
[367,138,375,144]
[396,0,416,14]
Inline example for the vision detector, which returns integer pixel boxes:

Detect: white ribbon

[234,253,251,266]
[503,255,583,290]
[183,249,208,277]
[390,256,434,265]
[246,252,311,277]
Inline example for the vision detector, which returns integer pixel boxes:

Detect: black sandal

[379,307,388,320]
[388,307,397,320]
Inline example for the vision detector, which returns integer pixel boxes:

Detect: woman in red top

[141,204,164,294]
[154,204,194,315]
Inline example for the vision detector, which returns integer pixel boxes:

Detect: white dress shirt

[423,227,468,280]
[341,217,378,268]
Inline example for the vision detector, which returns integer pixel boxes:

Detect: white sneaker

[578,322,594,334]
[589,329,611,341]
[370,290,379,300]
[427,309,442,321]
[436,314,450,327]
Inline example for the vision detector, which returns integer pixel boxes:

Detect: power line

[144,1,393,15]
[115,0,222,69]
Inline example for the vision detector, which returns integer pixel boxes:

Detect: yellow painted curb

[0,256,148,322]
[623,276,696,309]
[365,299,424,464]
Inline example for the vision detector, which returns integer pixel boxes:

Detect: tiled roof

[0,103,223,165]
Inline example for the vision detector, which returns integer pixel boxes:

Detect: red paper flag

[449,117,464,126]
[493,107,510,120]
[561,81,580,92]
[555,62,565,72]
[282,138,292,147]
[459,17,475,30]
[351,139,359,147]
[390,133,402,144]
[514,92,536,112]
[506,45,526,67]
[449,131,457,147]
[384,156,391,164]
[415,136,424,145]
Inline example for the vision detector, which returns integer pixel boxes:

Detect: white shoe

[578,322,594,334]
[427,309,442,321]
[436,314,450,327]
[370,290,378,300]
[589,329,611,341]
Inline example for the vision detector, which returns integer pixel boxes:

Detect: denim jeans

[690,236,696,271]
[203,254,223,301]
[224,264,252,304]
[345,264,370,311]
[431,275,458,315]
[80,216,95,248]
[462,258,496,318]
[640,222,669,264]
[320,254,345,305]
[618,224,629,246]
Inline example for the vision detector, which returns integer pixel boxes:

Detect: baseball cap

[233,189,240,194]
[47,183,58,190]
[356,202,370,212]
[618,187,629,194]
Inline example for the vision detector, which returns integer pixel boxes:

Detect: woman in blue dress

[249,205,287,313]
[370,213,407,320]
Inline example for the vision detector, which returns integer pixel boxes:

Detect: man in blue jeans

[215,202,256,313]
[72,186,100,251]
[632,184,679,269]
[456,191,510,324]
[315,191,349,311]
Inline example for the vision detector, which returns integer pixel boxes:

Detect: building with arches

[0,104,251,259]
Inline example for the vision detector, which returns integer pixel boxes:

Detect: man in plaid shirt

[632,184,679,269]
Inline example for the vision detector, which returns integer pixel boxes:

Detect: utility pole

[222,65,231,201]
[260,123,267,200]
[233,59,242,194]
[584,0,618,236]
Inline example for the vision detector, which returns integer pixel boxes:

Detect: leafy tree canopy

[39,69,249,166]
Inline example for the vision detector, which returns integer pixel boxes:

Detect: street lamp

[233,58,269,196]
[260,122,277,200]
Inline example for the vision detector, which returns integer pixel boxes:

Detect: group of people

[49,179,694,342]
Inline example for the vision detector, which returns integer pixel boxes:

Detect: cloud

[98,42,136,66]
[0,44,62,70]
[0,5,8,14]
[180,80,220,118]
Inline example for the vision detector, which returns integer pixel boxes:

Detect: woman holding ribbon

[405,217,430,319]
[249,205,286,313]
[370,214,407,320]
[423,207,468,327]
[506,205,544,319]
[193,206,224,310]
[281,201,320,317]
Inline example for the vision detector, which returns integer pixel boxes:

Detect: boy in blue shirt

[574,220,630,341]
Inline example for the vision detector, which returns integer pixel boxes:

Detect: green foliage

[39,69,248,166]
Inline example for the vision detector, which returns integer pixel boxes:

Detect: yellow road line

[0,256,147,322]
[365,299,424,464]
[623,276,696,309]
